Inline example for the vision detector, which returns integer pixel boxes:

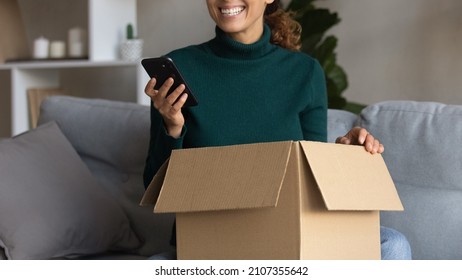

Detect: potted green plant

[286,0,365,113]
[120,23,143,61]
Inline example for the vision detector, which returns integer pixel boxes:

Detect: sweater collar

[209,24,275,60]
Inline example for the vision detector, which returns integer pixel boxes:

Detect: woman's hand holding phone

[144,77,188,139]
[142,56,197,138]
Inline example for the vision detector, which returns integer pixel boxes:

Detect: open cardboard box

[141,141,403,260]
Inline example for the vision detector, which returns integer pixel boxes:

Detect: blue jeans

[148,226,412,260]
[380,226,412,260]
[148,250,177,260]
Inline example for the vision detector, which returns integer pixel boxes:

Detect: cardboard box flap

[153,141,293,213]
[300,141,403,211]
[140,159,169,208]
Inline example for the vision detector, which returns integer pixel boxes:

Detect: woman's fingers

[145,78,186,108]
[171,94,188,113]
[143,77,186,139]
[165,84,186,106]
[157,77,174,99]
[336,127,385,154]
[144,78,158,97]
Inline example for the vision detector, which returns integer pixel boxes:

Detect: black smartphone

[141,56,198,107]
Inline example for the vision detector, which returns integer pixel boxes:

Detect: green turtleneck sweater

[143,25,327,188]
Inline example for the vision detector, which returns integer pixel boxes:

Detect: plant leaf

[298,9,340,39]
[300,35,323,54]
[313,36,337,64]
[286,0,315,14]
[327,64,348,93]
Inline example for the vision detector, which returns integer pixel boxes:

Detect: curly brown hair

[265,1,302,51]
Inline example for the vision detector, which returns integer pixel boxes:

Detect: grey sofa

[329,101,462,260]
[1,95,460,259]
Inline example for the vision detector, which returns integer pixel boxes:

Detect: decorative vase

[120,39,143,61]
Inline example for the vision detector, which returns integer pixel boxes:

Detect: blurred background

[1,0,461,136]
[138,0,462,106]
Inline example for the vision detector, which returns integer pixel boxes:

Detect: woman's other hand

[145,77,188,138]
[335,127,385,154]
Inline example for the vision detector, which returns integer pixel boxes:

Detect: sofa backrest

[327,109,358,143]
[358,100,462,259]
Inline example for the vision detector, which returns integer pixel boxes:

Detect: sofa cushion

[358,100,462,259]
[38,96,175,256]
[327,109,358,143]
[0,122,140,259]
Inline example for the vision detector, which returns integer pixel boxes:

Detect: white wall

[138,0,462,106]
[319,0,462,105]
[138,0,214,57]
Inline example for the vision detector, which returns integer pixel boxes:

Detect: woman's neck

[209,24,275,60]
[225,24,265,44]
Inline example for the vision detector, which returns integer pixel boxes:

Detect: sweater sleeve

[143,101,185,189]
[300,60,328,142]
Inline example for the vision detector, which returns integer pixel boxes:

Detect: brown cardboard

[141,141,403,260]
[0,0,30,63]
[27,88,64,129]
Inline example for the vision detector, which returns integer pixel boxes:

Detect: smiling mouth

[220,7,245,17]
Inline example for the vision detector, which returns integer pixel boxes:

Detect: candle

[33,36,49,59]
[68,27,86,57]
[49,41,66,59]
[69,42,84,58]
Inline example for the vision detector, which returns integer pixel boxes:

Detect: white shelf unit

[0,0,150,137]
[88,0,137,61]
[0,60,148,136]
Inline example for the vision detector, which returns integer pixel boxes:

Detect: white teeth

[220,7,244,16]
